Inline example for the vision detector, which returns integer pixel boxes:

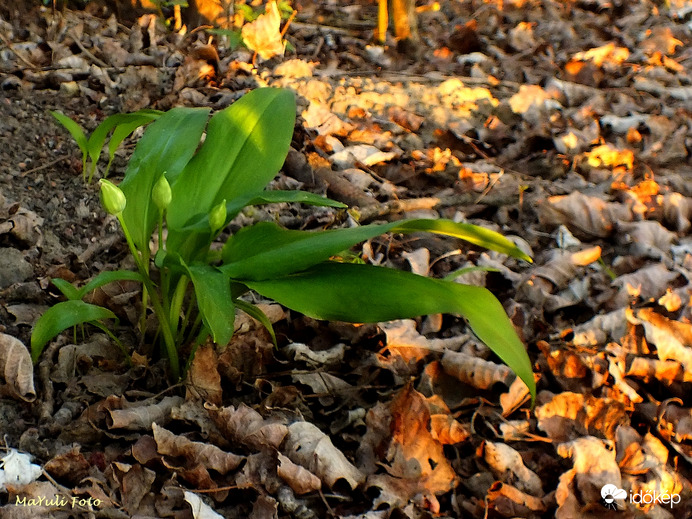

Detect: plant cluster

[35,87,536,400]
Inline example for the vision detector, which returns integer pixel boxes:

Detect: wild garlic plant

[34,88,535,400]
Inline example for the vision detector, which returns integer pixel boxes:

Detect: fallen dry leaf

[241,1,285,61]
[284,421,364,490]
[0,332,35,402]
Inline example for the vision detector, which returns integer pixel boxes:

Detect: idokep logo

[601,484,681,510]
[601,484,627,510]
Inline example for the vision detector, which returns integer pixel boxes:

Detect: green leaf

[176,190,346,235]
[51,278,81,300]
[51,111,88,177]
[74,270,145,300]
[31,300,117,362]
[245,190,347,210]
[85,111,162,181]
[222,219,531,281]
[186,265,235,346]
[234,299,277,347]
[118,107,210,253]
[244,262,535,401]
[167,88,295,247]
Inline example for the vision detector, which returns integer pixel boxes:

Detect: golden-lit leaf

[387,383,458,494]
[585,144,634,170]
[641,27,683,56]
[572,42,629,67]
[441,349,513,390]
[241,1,285,61]
[627,308,692,370]
[509,84,553,114]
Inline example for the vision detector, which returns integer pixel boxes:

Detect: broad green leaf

[187,265,235,345]
[244,262,535,401]
[31,300,117,362]
[119,107,210,252]
[167,88,295,237]
[51,111,88,175]
[222,219,531,281]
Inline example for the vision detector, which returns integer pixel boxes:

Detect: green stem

[169,275,189,343]
[117,214,180,380]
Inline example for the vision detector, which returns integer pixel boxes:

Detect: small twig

[68,29,109,68]
[280,10,298,39]
[19,155,70,177]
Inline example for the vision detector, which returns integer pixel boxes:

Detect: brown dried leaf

[284,421,364,489]
[186,345,222,405]
[486,481,547,514]
[43,447,90,485]
[537,191,632,238]
[0,333,35,402]
[483,441,542,496]
[107,396,184,430]
[152,423,242,474]
[277,452,321,494]
[627,308,692,371]
[441,349,513,390]
[387,383,458,494]
[210,403,288,451]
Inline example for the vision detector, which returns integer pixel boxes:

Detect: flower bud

[152,174,172,212]
[99,179,126,216]
[209,199,227,233]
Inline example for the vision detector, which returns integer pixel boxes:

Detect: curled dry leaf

[500,374,535,416]
[627,307,692,371]
[284,421,364,490]
[486,481,547,514]
[537,191,632,238]
[441,349,513,390]
[184,491,224,519]
[186,344,222,405]
[612,263,679,308]
[209,403,288,451]
[107,396,184,430]
[152,423,243,475]
[283,342,345,366]
[277,452,321,494]
[482,441,542,496]
[0,332,36,402]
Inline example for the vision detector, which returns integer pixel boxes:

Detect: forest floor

[1,0,692,517]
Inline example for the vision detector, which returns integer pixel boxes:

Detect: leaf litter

[0,0,692,517]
